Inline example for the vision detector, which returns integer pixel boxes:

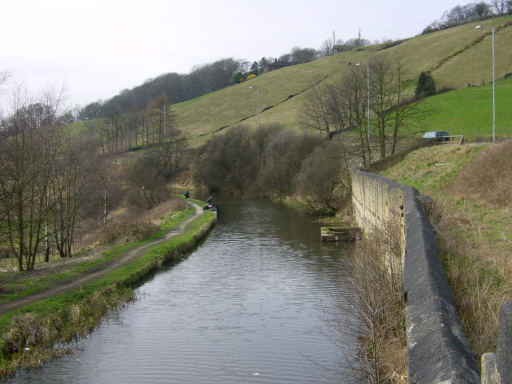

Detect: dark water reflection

[9,199,357,383]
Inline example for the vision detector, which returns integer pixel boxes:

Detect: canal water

[9,199,357,383]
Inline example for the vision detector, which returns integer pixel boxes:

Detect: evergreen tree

[415,72,436,98]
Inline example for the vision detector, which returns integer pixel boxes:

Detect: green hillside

[415,76,512,139]
[175,15,512,143]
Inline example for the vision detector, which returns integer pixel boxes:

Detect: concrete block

[482,353,500,384]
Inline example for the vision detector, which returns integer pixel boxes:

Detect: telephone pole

[163,104,166,139]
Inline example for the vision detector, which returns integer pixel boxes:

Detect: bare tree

[369,56,429,157]
[0,70,9,96]
[389,58,429,154]
[369,56,397,160]
[299,81,331,135]
[319,39,333,57]
[147,93,169,144]
[494,0,512,14]
[329,66,372,165]
[0,90,62,270]
[49,132,91,258]
[77,152,122,227]
[343,66,372,165]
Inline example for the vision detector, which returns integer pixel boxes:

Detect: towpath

[0,202,204,316]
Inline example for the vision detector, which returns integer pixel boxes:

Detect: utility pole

[163,104,166,139]
[256,88,260,129]
[475,24,496,142]
[492,27,496,142]
[367,62,370,142]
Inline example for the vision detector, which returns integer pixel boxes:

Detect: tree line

[192,124,354,214]
[78,33,381,122]
[0,89,187,272]
[423,0,512,34]
[79,47,324,122]
[192,54,434,212]
[80,92,183,154]
[78,58,247,121]
[300,55,429,166]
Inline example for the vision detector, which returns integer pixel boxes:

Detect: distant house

[265,60,292,72]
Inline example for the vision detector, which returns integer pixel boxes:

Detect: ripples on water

[10,200,357,383]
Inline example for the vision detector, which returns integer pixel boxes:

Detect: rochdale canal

[9,199,357,383]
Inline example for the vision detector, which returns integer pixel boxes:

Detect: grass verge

[382,142,512,360]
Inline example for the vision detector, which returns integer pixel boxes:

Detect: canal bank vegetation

[326,220,406,383]
[191,51,439,214]
[382,141,512,360]
[0,88,216,375]
[0,201,194,305]
[0,87,190,274]
[0,207,216,378]
[354,231,406,383]
[192,123,362,215]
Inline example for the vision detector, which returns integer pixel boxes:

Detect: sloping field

[174,49,369,142]
[432,18,512,88]
[175,15,512,143]
[416,76,512,139]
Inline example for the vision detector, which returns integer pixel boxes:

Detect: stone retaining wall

[351,168,480,384]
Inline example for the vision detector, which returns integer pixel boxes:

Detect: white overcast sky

[1,0,467,108]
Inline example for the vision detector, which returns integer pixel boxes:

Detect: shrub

[326,219,406,382]
[258,131,323,198]
[430,200,510,358]
[123,150,171,209]
[415,72,436,98]
[0,247,12,259]
[294,143,349,214]
[233,73,245,83]
[100,221,159,245]
[193,125,258,194]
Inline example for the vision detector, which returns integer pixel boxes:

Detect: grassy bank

[0,205,216,378]
[0,204,196,306]
[381,142,512,359]
[414,76,512,140]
